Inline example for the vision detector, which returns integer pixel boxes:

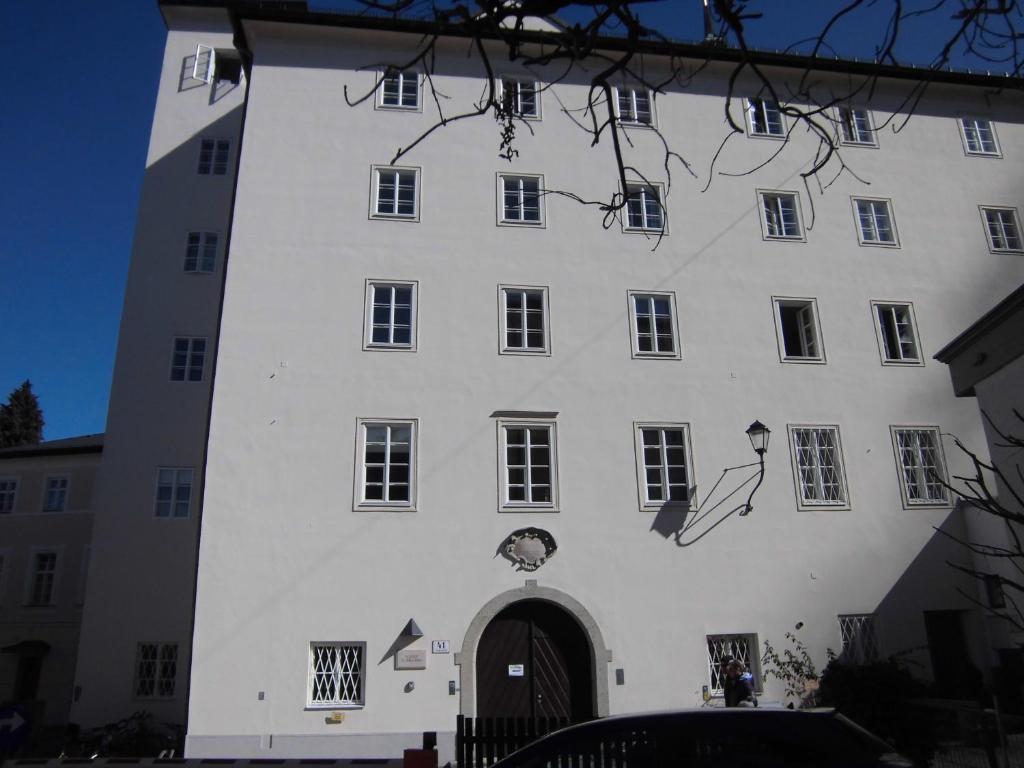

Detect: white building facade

[73,0,1024,760]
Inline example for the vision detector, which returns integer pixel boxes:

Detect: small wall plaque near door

[395,649,427,670]
[508,664,525,677]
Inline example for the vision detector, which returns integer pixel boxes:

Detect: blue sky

[0,1,999,440]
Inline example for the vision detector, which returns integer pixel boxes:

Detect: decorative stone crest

[501,527,557,571]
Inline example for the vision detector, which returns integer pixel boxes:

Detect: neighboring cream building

[0,434,101,746]
[69,0,1024,761]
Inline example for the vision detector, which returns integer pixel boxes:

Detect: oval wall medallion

[501,527,557,571]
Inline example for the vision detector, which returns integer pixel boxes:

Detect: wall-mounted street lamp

[739,421,770,517]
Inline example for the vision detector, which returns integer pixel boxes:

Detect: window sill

[306,703,364,711]
[989,247,1024,255]
[370,213,420,223]
[632,351,681,361]
[498,219,545,228]
[747,131,786,140]
[354,504,417,513]
[500,348,551,356]
[623,226,667,236]
[901,499,953,510]
[880,358,924,367]
[364,344,417,353]
[780,356,826,365]
[964,150,1002,158]
[640,501,692,513]
[499,504,560,513]
[763,234,805,242]
[796,501,851,512]
[376,103,421,113]
[857,239,900,249]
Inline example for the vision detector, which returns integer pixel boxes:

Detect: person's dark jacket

[723,672,756,707]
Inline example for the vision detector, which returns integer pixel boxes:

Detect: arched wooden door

[476,599,594,720]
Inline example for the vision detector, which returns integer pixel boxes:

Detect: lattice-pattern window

[359,421,415,507]
[874,303,920,364]
[170,337,207,382]
[635,424,692,508]
[500,175,543,224]
[624,184,664,231]
[28,551,57,606]
[373,167,419,219]
[707,634,759,695]
[155,468,193,519]
[747,98,784,136]
[0,479,17,514]
[197,138,230,175]
[760,192,802,239]
[616,87,653,125]
[501,78,539,118]
[854,198,898,245]
[380,70,419,108]
[838,614,880,664]
[774,298,822,362]
[982,207,1023,252]
[135,642,178,698]
[629,292,678,358]
[499,421,557,509]
[839,107,875,146]
[43,476,69,512]
[960,118,999,155]
[501,286,548,353]
[184,232,218,273]
[893,428,949,506]
[791,426,847,506]
[310,643,364,706]
[367,283,415,348]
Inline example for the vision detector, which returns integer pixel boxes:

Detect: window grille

[894,429,948,504]
[375,169,417,217]
[747,98,784,136]
[501,176,542,223]
[707,634,759,695]
[961,118,998,155]
[362,423,412,503]
[29,552,57,605]
[792,427,846,505]
[838,614,880,664]
[875,304,919,363]
[983,208,1022,251]
[617,88,652,125]
[839,107,874,145]
[381,70,418,108]
[855,199,896,244]
[310,643,364,705]
[503,289,546,351]
[0,479,18,514]
[369,284,414,346]
[625,185,663,231]
[135,642,178,698]
[762,193,801,238]
[504,425,553,503]
[155,468,193,518]
[631,294,675,354]
[197,138,230,175]
[185,232,218,273]
[170,337,207,382]
[639,427,690,504]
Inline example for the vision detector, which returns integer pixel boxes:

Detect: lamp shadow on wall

[647,465,761,547]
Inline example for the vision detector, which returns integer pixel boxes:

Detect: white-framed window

[309,642,365,708]
[500,77,540,119]
[25,550,59,606]
[378,69,419,110]
[789,425,849,509]
[155,468,194,519]
[746,97,785,137]
[959,117,1000,156]
[628,291,681,359]
[170,337,207,382]
[499,285,550,355]
[758,190,804,240]
[197,138,230,175]
[497,418,558,511]
[364,281,417,351]
[134,642,178,698]
[184,231,218,273]
[891,427,950,507]
[773,297,824,363]
[871,301,922,365]
[43,475,69,512]
[837,106,876,146]
[853,197,899,246]
[838,614,881,664]
[498,174,544,226]
[980,206,1023,253]
[191,43,243,85]
[623,183,665,233]
[355,419,417,511]
[0,478,17,514]
[371,166,420,220]
[614,86,654,126]
[633,423,694,510]
[706,634,760,696]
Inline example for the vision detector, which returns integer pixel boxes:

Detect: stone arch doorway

[455,581,611,718]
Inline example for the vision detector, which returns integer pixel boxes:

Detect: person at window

[722,659,757,707]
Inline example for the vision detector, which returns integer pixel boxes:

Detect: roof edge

[934,284,1024,363]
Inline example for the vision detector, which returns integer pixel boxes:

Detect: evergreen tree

[0,380,45,448]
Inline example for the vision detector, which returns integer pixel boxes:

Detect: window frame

[369,165,421,222]
[197,137,231,176]
[154,467,195,519]
[621,182,667,234]
[706,633,762,697]
[169,336,208,383]
[499,76,541,120]
[772,297,825,364]
[307,641,366,709]
[24,547,61,607]
[871,301,923,366]
[363,280,419,352]
[497,417,559,512]
[184,231,219,274]
[498,284,551,356]
[0,477,18,514]
[496,173,546,227]
[979,206,1024,253]
[627,290,681,360]
[613,86,655,127]
[788,424,850,511]
[890,426,951,509]
[42,474,70,512]
[354,418,418,512]
[836,106,877,147]
[746,97,785,138]
[757,189,805,241]
[852,197,900,248]
[959,117,1001,157]
[133,641,179,699]
[376,69,421,111]
[633,422,696,511]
